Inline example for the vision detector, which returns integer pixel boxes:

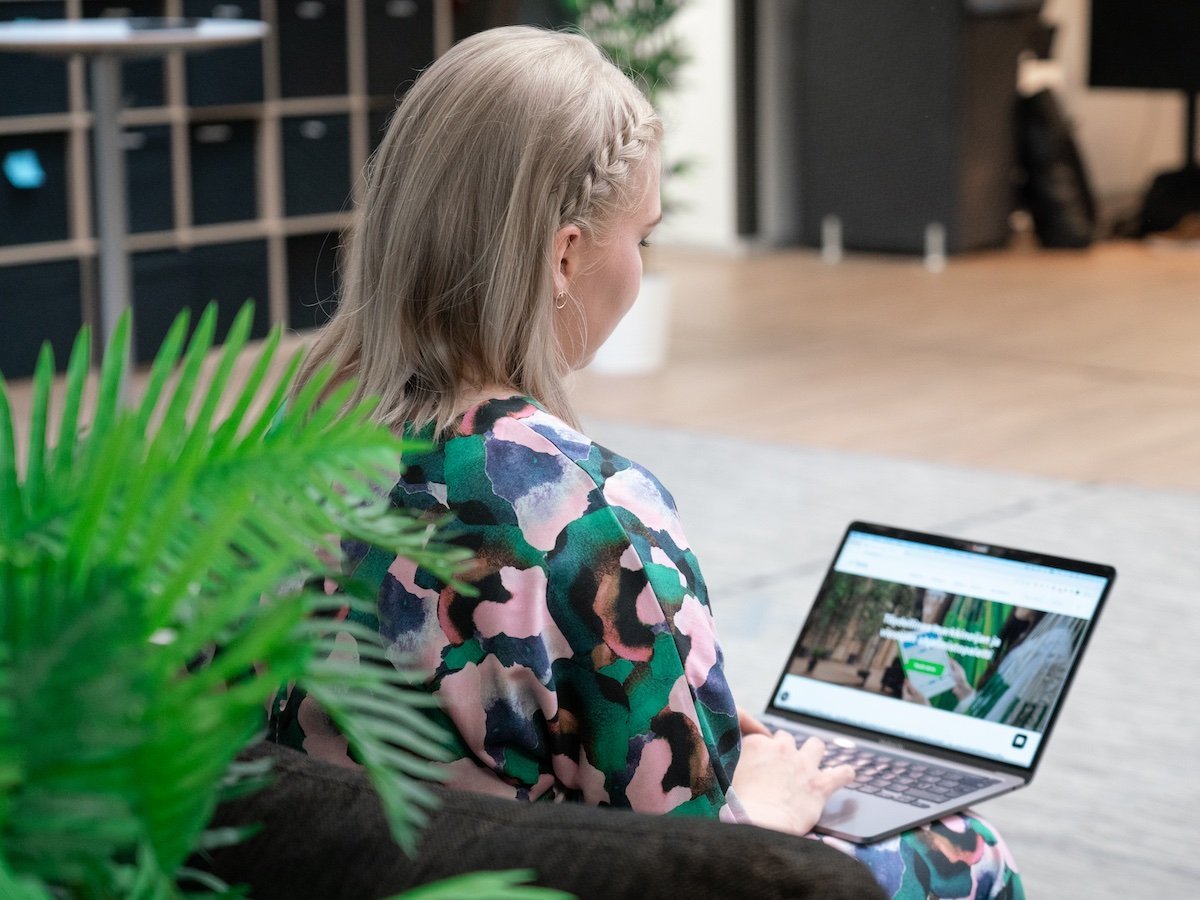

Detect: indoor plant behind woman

[569,0,688,374]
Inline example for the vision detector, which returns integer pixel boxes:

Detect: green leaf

[208,323,284,459]
[0,374,20,539]
[133,309,191,439]
[49,325,92,479]
[88,311,133,446]
[160,303,219,447]
[187,303,256,444]
[393,870,575,900]
[0,857,55,900]
[20,345,55,516]
[1,303,473,895]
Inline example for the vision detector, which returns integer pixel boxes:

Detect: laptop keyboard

[813,740,999,809]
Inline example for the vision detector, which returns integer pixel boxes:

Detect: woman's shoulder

[458,396,592,460]
[398,396,682,536]
[468,397,679,507]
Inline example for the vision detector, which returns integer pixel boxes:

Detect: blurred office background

[2,0,1197,487]
[2,5,1198,898]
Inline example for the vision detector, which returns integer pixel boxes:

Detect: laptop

[759,521,1115,843]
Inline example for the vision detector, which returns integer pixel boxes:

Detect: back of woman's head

[301,25,662,436]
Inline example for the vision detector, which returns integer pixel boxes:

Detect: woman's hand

[731,732,855,837]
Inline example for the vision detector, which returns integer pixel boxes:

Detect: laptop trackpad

[818,790,866,827]
[817,789,933,843]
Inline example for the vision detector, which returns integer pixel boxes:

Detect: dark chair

[191,742,886,900]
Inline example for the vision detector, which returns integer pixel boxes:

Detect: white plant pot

[588,271,672,375]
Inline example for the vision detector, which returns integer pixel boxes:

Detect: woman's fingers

[784,735,858,792]
[731,732,858,835]
[795,737,856,793]
[812,762,857,797]
[795,734,827,766]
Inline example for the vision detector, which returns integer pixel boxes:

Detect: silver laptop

[760,521,1114,843]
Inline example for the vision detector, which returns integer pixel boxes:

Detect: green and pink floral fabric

[270,395,1023,898]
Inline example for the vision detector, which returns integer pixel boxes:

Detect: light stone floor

[586,417,1200,900]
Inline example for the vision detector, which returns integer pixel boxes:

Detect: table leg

[89,52,134,373]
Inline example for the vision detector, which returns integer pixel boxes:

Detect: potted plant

[567,0,689,375]
[0,306,557,898]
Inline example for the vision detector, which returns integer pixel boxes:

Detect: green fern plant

[566,0,691,228]
[0,305,567,899]
[565,0,688,111]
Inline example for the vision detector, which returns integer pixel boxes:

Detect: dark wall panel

[190,120,258,225]
[0,2,69,117]
[798,0,1033,254]
[366,0,435,98]
[184,0,264,106]
[131,240,270,362]
[1,132,70,246]
[286,231,339,330]
[800,1,959,253]
[83,1,167,108]
[0,259,83,378]
[121,125,174,234]
[278,0,347,97]
[282,115,351,215]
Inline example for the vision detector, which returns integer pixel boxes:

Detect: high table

[0,17,268,361]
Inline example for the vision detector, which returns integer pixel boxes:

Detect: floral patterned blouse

[273,396,747,821]
[269,395,1026,898]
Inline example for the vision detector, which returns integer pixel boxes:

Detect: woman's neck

[454,383,522,417]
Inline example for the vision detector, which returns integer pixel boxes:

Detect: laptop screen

[769,523,1113,769]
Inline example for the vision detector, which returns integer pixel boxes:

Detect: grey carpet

[586,417,1200,899]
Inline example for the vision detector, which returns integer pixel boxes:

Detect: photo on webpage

[788,572,1089,734]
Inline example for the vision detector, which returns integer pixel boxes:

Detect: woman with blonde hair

[275,25,1023,899]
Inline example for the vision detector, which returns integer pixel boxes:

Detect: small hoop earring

[555,290,567,310]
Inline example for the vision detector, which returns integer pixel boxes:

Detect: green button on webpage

[905,658,945,676]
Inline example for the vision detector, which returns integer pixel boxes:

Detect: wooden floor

[5,238,1198,492]
[571,238,1200,492]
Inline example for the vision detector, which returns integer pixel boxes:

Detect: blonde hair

[298,25,662,437]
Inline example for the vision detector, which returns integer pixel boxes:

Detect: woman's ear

[553,224,583,296]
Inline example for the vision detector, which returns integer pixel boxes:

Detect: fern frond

[85,311,132,450]
[392,870,575,900]
[0,375,19,540]
[0,305,475,897]
[159,304,219,454]
[19,346,54,515]
[207,319,283,460]
[49,326,92,480]
[0,858,54,900]
[185,303,256,444]
[132,311,191,440]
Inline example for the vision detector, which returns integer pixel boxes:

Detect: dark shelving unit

[0,0,452,373]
